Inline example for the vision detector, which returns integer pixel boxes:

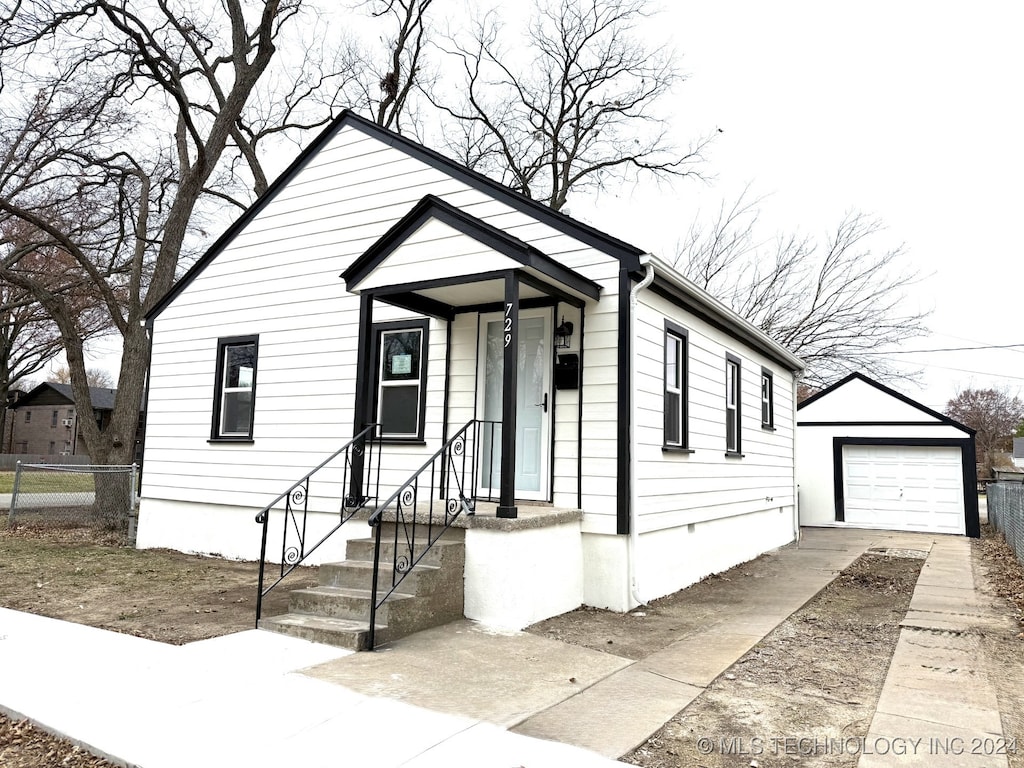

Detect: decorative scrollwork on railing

[452,434,465,456]
[399,486,416,508]
[395,552,411,574]
[255,423,380,625]
[446,497,460,516]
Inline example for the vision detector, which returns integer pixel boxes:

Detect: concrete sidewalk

[0,608,623,767]
[858,535,1014,768]
[0,527,1000,765]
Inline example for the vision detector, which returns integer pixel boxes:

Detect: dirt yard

[0,524,317,644]
[1,521,1022,767]
[624,553,923,768]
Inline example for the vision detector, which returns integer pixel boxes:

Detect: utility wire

[897,358,1024,382]
[861,342,1024,355]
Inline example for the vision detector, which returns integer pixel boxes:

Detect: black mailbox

[554,354,579,390]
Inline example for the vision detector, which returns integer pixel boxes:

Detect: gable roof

[11,382,118,411]
[342,194,602,303]
[797,372,974,434]
[145,110,645,324]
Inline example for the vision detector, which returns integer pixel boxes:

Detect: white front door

[477,309,552,501]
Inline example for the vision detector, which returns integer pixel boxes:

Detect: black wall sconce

[554,317,575,349]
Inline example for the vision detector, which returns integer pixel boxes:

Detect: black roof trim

[145,110,642,323]
[647,280,802,373]
[797,372,975,435]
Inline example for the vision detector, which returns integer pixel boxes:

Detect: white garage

[797,373,979,537]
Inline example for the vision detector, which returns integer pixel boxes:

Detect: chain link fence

[988,481,1024,566]
[5,462,138,541]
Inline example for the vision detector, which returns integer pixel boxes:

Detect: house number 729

[504,303,514,348]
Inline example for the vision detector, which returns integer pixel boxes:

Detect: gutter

[627,253,655,607]
[645,254,803,373]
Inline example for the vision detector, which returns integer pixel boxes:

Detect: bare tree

[0,292,63,448]
[677,193,930,388]
[51,365,115,389]
[0,217,112,446]
[432,0,709,211]
[346,0,435,133]
[946,388,1024,471]
[0,0,354,517]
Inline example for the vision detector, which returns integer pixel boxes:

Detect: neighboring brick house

[6,383,143,461]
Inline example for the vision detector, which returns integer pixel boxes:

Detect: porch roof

[341,195,602,318]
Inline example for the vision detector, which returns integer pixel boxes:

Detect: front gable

[146,111,642,324]
[798,373,973,434]
[342,195,601,318]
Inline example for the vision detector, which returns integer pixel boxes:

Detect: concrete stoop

[259,526,465,651]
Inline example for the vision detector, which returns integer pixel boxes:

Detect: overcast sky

[577,0,1023,410]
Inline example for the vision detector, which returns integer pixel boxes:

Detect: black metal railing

[255,423,381,623]
[367,419,499,649]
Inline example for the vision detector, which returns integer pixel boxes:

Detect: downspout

[792,376,801,545]
[628,254,655,607]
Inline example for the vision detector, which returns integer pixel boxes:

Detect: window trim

[663,320,689,450]
[725,353,742,456]
[371,318,430,443]
[761,367,775,430]
[210,334,259,442]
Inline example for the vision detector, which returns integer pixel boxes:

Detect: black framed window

[24,411,30,423]
[211,335,259,441]
[726,353,742,454]
[374,319,429,441]
[664,321,688,448]
[761,368,774,429]
[51,410,58,427]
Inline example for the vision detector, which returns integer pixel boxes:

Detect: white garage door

[843,444,965,535]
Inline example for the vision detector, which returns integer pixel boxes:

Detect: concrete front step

[288,585,414,622]
[261,529,466,651]
[257,613,390,651]
[318,559,439,593]
[344,536,465,570]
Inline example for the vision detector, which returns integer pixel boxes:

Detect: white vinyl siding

[632,290,796,534]
[353,218,520,291]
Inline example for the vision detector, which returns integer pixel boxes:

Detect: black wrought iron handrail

[255,423,381,623]
[367,419,499,649]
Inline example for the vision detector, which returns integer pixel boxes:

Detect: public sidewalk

[858,534,1014,768]
[0,527,996,766]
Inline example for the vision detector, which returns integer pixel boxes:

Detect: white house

[796,373,979,537]
[137,111,804,634]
